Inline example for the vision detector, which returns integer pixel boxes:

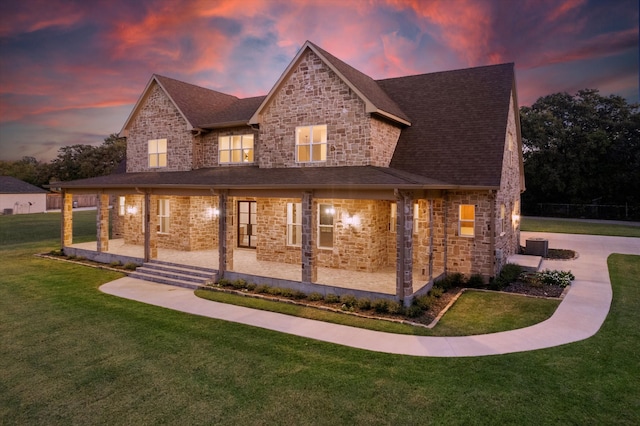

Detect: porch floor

[71,239,437,295]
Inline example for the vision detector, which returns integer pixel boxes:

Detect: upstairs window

[459,204,475,237]
[148,139,167,168]
[286,202,302,246]
[219,134,254,164]
[296,125,327,163]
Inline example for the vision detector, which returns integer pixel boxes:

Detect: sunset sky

[0,0,637,162]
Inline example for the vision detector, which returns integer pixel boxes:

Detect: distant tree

[520,89,640,212]
[0,156,51,188]
[49,134,126,182]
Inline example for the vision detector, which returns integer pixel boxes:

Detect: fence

[530,203,640,221]
[46,194,98,210]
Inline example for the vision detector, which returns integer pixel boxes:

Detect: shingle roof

[57,166,449,190]
[0,176,48,194]
[379,63,515,187]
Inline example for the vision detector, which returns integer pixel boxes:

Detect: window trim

[317,203,334,249]
[218,134,255,164]
[296,124,327,163]
[148,138,167,168]
[459,204,475,237]
[286,202,302,247]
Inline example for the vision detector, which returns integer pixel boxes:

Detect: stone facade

[122,195,218,251]
[126,84,194,172]
[197,126,259,168]
[258,50,401,168]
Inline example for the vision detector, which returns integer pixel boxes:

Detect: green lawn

[1,212,639,424]
[522,216,640,237]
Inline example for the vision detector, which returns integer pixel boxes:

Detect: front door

[238,201,257,248]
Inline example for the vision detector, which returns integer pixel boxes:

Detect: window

[219,134,254,164]
[287,203,302,246]
[318,203,334,248]
[459,204,475,237]
[296,125,327,163]
[158,199,170,234]
[389,202,419,234]
[148,139,167,168]
[118,196,125,216]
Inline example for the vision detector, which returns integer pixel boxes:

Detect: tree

[49,134,126,182]
[520,89,640,213]
[0,156,51,188]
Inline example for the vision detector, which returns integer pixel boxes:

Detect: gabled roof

[249,41,411,126]
[120,75,259,136]
[0,176,48,194]
[379,63,517,187]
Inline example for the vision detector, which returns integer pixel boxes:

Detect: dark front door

[238,201,257,248]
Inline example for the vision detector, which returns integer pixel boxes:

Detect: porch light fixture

[343,214,360,229]
[207,207,220,219]
[325,207,335,215]
[126,205,138,215]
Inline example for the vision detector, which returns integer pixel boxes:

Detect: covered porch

[67,239,441,296]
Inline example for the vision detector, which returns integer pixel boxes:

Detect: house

[0,176,48,214]
[56,41,524,305]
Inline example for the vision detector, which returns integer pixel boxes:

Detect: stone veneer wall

[126,84,194,172]
[256,197,392,273]
[494,92,523,274]
[444,191,494,277]
[257,49,401,168]
[122,195,218,251]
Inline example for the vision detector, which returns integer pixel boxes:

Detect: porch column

[395,190,414,305]
[61,190,73,248]
[301,191,317,283]
[429,198,434,282]
[218,190,233,277]
[144,192,158,261]
[96,193,109,252]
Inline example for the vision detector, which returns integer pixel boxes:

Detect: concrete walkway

[100,232,640,357]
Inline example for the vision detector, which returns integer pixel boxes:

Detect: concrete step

[130,261,218,289]
[128,271,211,290]
[506,254,543,272]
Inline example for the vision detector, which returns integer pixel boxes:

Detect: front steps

[129,260,218,290]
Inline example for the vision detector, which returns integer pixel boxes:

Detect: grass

[195,288,560,336]
[2,213,639,423]
[522,216,640,237]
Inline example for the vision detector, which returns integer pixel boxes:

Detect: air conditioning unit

[525,238,548,257]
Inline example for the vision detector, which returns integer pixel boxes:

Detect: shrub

[232,279,247,289]
[292,290,307,299]
[536,270,575,287]
[466,274,485,288]
[308,292,324,302]
[123,262,138,271]
[267,287,283,296]
[429,287,444,298]
[246,283,257,291]
[405,304,424,318]
[340,294,357,308]
[217,278,231,287]
[437,272,464,290]
[372,299,389,313]
[49,249,63,256]
[255,284,270,294]
[325,293,340,304]
[500,264,523,283]
[356,297,371,310]
[109,260,121,268]
[387,301,404,315]
[414,294,434,310]
[279,288,295,298]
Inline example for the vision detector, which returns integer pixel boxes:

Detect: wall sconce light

[207,207,220,219]
[343,213,360,229]
[126,206,138,215]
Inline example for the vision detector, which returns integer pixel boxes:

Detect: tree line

[0,134,126,188]
[520,89,639,214]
